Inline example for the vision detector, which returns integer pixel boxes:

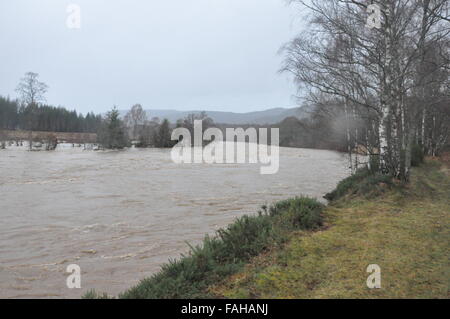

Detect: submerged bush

[84,197,324,299]
[97,107,130,149]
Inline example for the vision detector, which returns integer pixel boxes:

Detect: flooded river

[0,144,349,298]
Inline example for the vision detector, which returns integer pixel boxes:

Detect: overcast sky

[0,0,303,114]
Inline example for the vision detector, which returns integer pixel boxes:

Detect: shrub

[324,168,371,201]
[324,167,394,201]
[411,144,424,167]
[270,197,324,230]
[86,197,324,299]
[368,155,380,174]
[82,290,112,299]
[357,174,393,197]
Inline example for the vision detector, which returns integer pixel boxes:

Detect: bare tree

[16,72,48,106]
[16,72,48,149]
[0,129,6,149]
[124,104,147,140]
[283,0,449,180]
[176,112,214,146]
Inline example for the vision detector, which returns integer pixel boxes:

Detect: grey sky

[0,0,303,114]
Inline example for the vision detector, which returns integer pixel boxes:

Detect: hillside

[119,107,306,125]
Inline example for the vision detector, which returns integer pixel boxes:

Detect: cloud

[0,0,300,114]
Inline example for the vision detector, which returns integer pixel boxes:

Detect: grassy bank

[85,158,449,299]
[210,160,450,298]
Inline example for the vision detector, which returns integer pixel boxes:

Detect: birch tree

[124,104,147,140]
[283,0,449,180]
[16,72,49,150]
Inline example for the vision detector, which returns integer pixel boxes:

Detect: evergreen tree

[154,119,173,148]
[0,95,102,133]
[98,107,130,149]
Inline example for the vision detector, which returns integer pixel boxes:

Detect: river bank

[94,158,449,299]
[210,159,450,299]
[0,146,349,298]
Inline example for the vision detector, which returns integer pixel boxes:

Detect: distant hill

[119,107,306,125]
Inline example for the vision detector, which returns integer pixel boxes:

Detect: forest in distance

[0,76,361,153]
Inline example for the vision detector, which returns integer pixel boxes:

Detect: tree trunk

[344,98,354,172]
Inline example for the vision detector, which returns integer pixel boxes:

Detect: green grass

[210,161,450,299]
[324,167,395,201]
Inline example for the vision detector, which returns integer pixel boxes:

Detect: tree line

[0,96,102,133]
[0,71,365,152]
[0,72,212,150]
[105,105,215,149]
[1,72,103,133]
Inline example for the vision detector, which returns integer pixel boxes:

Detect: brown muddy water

[0,143,349,298]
